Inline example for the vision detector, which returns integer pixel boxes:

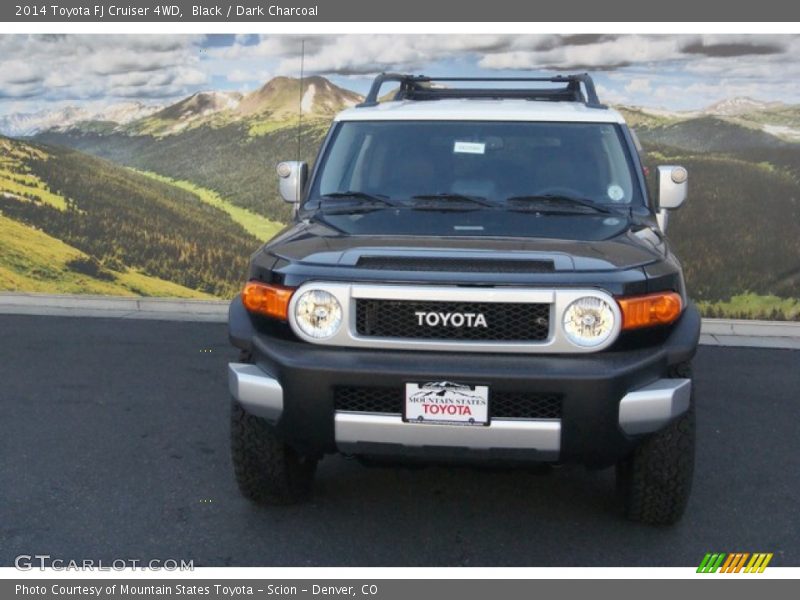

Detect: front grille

[355,299,550,341]
[334,386,562,419]
[335,387,403,414]
[356,256,554,273]
[489,392,562,419]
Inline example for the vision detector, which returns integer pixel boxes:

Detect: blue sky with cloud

[1,34,799,115]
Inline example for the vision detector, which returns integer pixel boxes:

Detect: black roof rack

[357,73,606,109]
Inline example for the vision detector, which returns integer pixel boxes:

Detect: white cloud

[0,34,205,104]
[2,34,800,114]
[478,36,685,70]
[625,78,652,95]
[208,35,313,60]
[227,68,273,83]
[273,35,517,76]
[595,84,627,105]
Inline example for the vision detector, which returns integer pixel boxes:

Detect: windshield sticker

[454,141,486,155]
[607,184,625,202]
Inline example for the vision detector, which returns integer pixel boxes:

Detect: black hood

[261,217,666,273]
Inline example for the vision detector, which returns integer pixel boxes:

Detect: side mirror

[277,161,308,204]
[656,165,688,232]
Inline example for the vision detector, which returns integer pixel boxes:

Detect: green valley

[0,135,261,298]
[0,213,211,298]
[36,116,330,224]
[132,170,284,241]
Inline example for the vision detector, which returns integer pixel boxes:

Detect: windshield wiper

[505,194,612,214]
[411,193,497,208]
[321,191,404,208]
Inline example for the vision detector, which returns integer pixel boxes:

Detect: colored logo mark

[697,553,773,573]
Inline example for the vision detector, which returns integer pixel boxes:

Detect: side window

[347,133,374,191]
[629,128,644,153]
[598,125,635,204]
[318,126,364,194]
[627,127,656,201]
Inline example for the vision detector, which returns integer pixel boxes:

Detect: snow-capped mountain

[0,107,90,137]
[236,76,362,119]
[124,78,361,135]
[701,97,785,117]
[620,97,788,123]
[0,101,161,137]
[150,91,243,122]
[92,101,163,125]
[617,97,800,142]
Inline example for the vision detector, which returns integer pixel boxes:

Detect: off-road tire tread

[618,361,695,525]
[230,400,316,506]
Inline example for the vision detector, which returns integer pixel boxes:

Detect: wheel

[616,361,695,525]
[230,399,317,505]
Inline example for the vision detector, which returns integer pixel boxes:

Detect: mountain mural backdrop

[2,76,800,319]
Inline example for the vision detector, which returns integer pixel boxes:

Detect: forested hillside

[0,136,267,297]
[0,213,212,298]
[634,119,800,319]
[37,121,329,223]
[651,150,800,300]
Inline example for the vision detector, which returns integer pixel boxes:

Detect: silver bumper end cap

[618,378,691,435]
[335,413,560,459]
[228,362,283,424]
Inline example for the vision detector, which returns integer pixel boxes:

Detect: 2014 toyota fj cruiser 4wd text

[227,73,700,525]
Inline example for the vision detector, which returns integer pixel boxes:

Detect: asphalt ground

[1,314,798,567]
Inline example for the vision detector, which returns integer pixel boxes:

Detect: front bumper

[229,303,700,467]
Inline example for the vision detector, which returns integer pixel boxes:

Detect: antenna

[297,38,305,165]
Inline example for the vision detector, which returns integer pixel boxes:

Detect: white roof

[335,98,626,124]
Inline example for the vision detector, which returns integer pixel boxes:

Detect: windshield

[308,120,642,209]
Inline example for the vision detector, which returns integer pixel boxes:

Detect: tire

[616,361,695,525]
[230,399,317,505]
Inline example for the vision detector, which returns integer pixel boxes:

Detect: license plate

[404,381,489,426]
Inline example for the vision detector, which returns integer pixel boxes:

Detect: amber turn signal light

[617,292,682,330]
[242,281,294,321]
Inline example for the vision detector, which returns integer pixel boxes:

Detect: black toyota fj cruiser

[227,73,699,525]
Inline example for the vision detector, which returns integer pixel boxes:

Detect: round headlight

[294,289,343,339]
[562,296,616,347]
